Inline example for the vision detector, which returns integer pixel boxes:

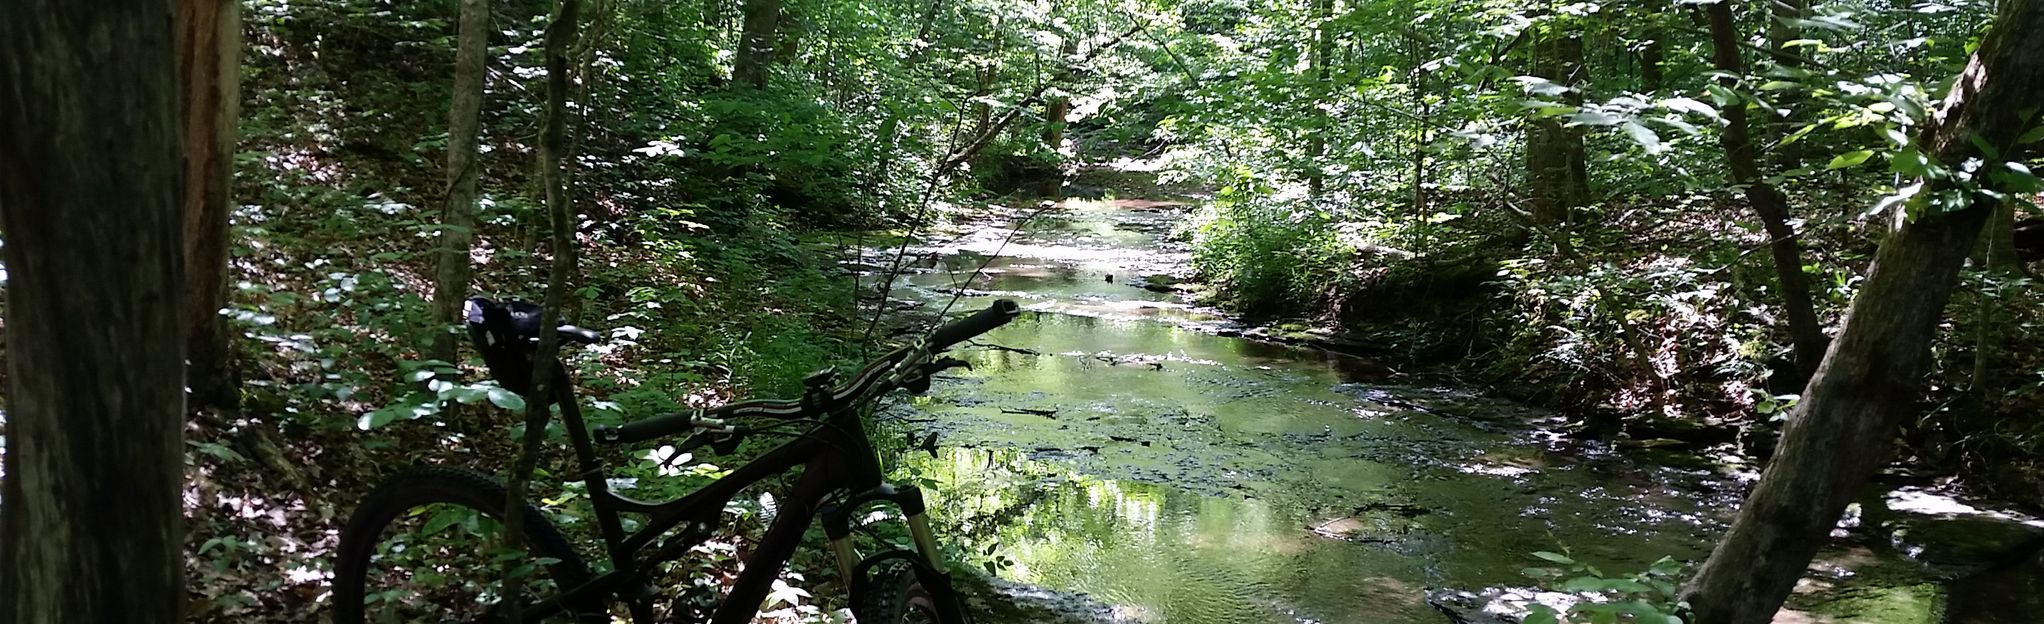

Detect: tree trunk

[499,0,582,619]
[1042,96,1072,149]
[1041,34,1080,151]
[731,0,778,89]
[1524,25,1587,226]
[0,0,188,622]
[773,6,802,64]
[1637,28,1664,91]
[1704,1,1829,382]
[1766,0,1808,170]
[432,0,492,365]
[1305,0,1335,198]
[1409,25,1429,215]
[180,0,243,411]
[1681,0,2044,621]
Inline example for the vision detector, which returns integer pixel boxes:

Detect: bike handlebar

[593,300,1023,446]
[927,299,1021,352]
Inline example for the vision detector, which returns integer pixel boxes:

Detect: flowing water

[862,184,2041,624]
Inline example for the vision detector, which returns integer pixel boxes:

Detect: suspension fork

[822,484,950,589]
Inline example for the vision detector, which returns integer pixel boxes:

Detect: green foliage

[1522,552,1689,624]
[1189,174,1356,318]
[359,360,525,430]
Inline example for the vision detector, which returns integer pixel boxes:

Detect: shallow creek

[861,191,2044,624]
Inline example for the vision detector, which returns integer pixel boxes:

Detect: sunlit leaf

[487,387,527,410]
[1657,97,1720,122]
[1533,551,1576,564]
[1827,149,1875,170]
[1621,122,1665,153]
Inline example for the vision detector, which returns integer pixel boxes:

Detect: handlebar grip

[927,299,1022,352]
[593,412,694,445]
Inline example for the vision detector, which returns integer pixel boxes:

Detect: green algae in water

[1789,583,1943,624]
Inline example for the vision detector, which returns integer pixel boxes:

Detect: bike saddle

[465,296,602,394]
[466,297,602,346]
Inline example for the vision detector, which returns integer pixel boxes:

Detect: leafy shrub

[1189,173,1356,318]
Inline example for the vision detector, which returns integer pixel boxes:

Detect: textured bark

[0,0,189,621]
[432,0,492,364]
[1524,27,1587,225]
[1042,96,1072,148]
[1682,0,2044,621]
[731,0,778,89]
[499,0,582,619]
[180,0,243,410]
[1704,1,1829,382]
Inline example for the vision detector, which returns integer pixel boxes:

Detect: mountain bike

[331,297,1023,623]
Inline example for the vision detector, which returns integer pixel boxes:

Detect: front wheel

[858,562,968,624]
[331,466,600,624]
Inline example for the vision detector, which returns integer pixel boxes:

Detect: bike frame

[516,361,967,624]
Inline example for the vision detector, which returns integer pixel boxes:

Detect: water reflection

[910,448,1438,624]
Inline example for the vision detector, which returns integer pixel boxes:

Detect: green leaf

[1883,127,1911,148]
[423,508,462,535]
[1890,146,1931,177]
[488,387,528,410]
[1533,551,1576,565]
[1657,97,1720,122]
[1827,149,1875,169]
[1524,607,1561,624]
[447,385,490,405]
[2019,125,2044,145]
[1568,110,1623,126]
[1705,84,1739,108]
[359,407,404,430]
[1621,122,1665,153]
[1970,134,2002,160]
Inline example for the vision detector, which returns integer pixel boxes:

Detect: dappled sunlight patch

[1456,463,1538,478]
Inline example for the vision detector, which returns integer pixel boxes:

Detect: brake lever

[711,434,743,456]
[901,357,973,395]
